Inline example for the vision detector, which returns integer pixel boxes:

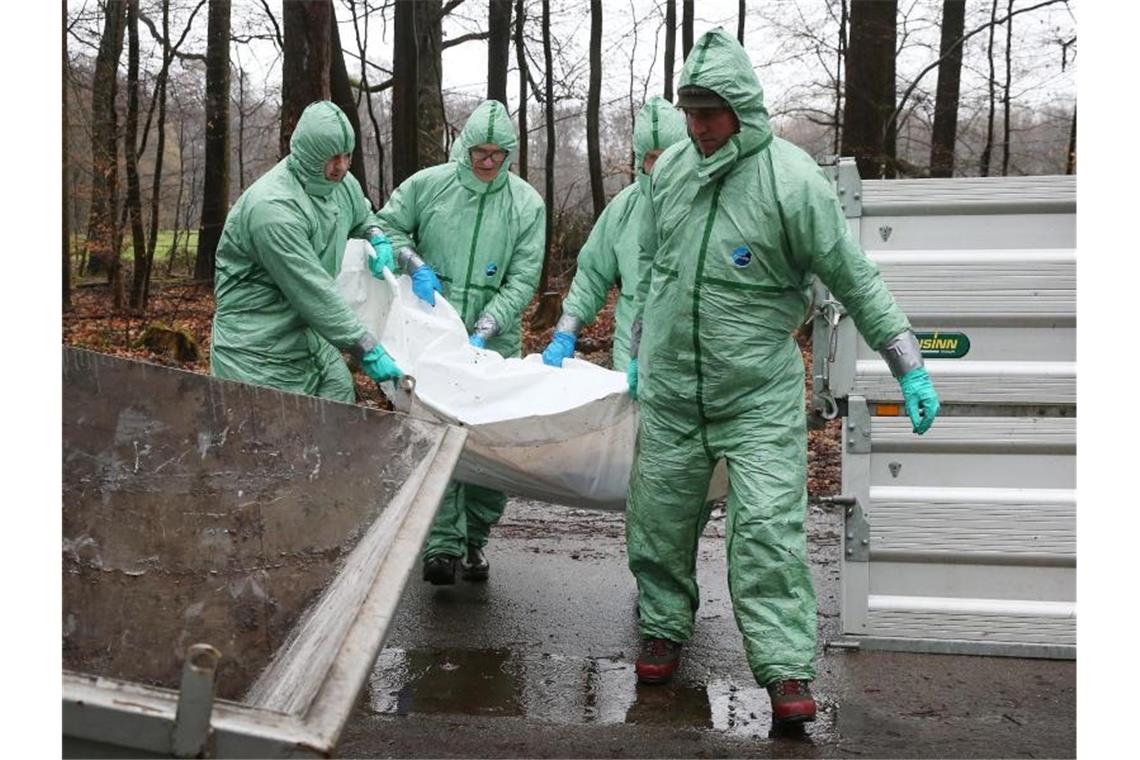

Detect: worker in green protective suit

[540,96,686,370]
[211,101,403,401]
[378,100,546,586]
[624,29,940,729]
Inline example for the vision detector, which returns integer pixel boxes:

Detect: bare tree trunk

[139,0,172,308]
[979,0,998,177]
[195,0,230,282]
[83,0,127,283]
[737,0,745,44]
[168,109,187,276]
[515,0,529,180]
[329,11,369,195]
[929,0,965,177]
[488,0,512,105]
[841,0,897,179]
[682,0,693,59]
[587,0,604,219]
[415,0,446,169]
[391,0,418,186]
[280,0,331,158]
[1001,0,1013,176]
[237,67,248,190]
[664,0,676,101]
[537,0,556,299]
[347,0,385,202]
[63,0,71,309]
[833,0,847,155]
[1065,107,1076,175]
[124,0,146,313]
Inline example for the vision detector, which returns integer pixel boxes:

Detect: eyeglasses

[470,147,508,164]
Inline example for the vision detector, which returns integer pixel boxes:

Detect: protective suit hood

[449,100,519,194]
[633,96,687,196]
[677,27,773,183]
[287,101,357,198]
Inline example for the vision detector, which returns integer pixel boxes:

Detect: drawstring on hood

[678,27,774,185]
[633,96,687,196]
[287,101,357,198]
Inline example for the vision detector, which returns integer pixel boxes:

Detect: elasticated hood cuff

[287,101,356,198]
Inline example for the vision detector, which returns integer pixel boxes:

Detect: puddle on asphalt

[365,647,829,738]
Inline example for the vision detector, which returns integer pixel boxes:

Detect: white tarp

[336,240,725,510]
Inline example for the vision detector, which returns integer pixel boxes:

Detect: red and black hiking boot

[766,679,817,726]
[635,638,683,684]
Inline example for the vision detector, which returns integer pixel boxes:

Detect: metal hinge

[819,495,871,562]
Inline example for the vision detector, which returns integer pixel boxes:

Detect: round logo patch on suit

[731,246,752,267]
[485,262,499,277]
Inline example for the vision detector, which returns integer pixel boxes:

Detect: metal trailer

[812,161,1076,659]
[62,348,467,757]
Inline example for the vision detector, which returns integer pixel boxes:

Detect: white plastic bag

[337,240,723,510]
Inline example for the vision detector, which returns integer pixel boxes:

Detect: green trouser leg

[626,370,816,685]
[423,480,508,559]
[626,402,716,644]
[311,335,356,403]
[464,483,508,548]
[722,396,816,685]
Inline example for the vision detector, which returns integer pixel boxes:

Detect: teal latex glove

[368,232,395,278]
[542,331,577,367]
[899,367,940,434]
[469,333,487,349]
[361,345,403,383]
[626,358,638,400]
[411,265,444,306]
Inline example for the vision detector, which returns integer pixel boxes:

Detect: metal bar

[826,636,1075,660]
[172,644,221,758]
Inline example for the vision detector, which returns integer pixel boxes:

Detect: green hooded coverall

[211,101,385,403]
[378,100,546,561]
[559,97,686,369]
[627,28,912,685]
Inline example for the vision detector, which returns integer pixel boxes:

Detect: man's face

[684,107,739,157]
[469,142,507,182]
[324,152,351,182]
[642,149,664,175]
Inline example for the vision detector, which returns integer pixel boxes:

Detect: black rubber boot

[460,544,490,582]
[422,555,458,585]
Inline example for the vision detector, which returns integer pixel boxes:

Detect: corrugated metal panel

[861,175,1076,216]
[858,214,1075,250]
[854,360,1076,405]
[871,416,1075,450]
[868,486,1075,557]
[868,250,1076,321]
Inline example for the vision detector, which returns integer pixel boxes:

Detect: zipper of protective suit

[458,192,490,324]
[691,177,725,457]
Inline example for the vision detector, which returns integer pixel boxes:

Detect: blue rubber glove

[367,232,395,278]
[360,345,403,383]
[411,265,444,306]
[469,333,487,349]
[898,367,940,435]
[626,358,638,400]
[542,331,577,367]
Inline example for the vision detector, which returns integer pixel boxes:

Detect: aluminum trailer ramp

[62,347,467,757]
[814,164,1076,659]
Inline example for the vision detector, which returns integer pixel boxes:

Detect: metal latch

[812,296,847,420]
[819,495,870,562]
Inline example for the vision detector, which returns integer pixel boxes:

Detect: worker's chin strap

[554,313,583,336]
[473,313,500,341]
[397,246,429,274]
[878,330,924,378]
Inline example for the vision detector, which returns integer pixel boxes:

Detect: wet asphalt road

[338,498,1075,758]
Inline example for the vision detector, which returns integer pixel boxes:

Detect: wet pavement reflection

[366,647,830,743]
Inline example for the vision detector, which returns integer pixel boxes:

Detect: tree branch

[887,0,1065,143]
[259,0,283,49]
[442,30,490,50]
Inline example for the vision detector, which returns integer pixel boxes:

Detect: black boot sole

[461,566,489,582]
